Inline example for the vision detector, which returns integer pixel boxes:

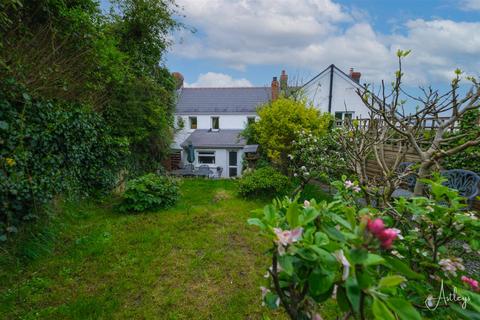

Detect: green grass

[0,179,331,319]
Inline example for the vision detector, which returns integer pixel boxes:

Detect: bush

[119,174,179,212]
[0,81,127,240]
[238,167,290,198]
[249,176,480,320]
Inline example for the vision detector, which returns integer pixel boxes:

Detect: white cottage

[170,81,272,177]
[169,66,371,177]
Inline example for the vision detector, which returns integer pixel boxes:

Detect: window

[247,117,255,125]
[335,112,354,121]
[198,151,215,164]
[189,117,197,129]
[211,117,219,130]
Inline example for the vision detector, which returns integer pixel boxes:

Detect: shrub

[238,167,290,198]
[248,176,480,320]
[119,174,179,212]
[0,81,127,240]
[252,98,332,170]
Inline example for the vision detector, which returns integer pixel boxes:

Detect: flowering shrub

[289,129,347,193]
[249,176,480,319]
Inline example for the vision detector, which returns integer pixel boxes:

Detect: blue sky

[102,0,480,89]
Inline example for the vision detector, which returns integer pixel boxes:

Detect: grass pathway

[0,179,288,319]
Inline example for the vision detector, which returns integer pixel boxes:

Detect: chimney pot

[280,70,288,91]
[349,68,361,84]
[172,72,184,89]
[271,76,279,101]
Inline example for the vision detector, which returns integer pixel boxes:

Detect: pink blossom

[367,218,385,235]
[461,276,480,291]
[353,186,361,193]
[344,180,354,188]
[304,200,311,208]
[273,227,303,246]
[439,258,465,277]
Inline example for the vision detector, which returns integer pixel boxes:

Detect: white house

[301,65,370,122]
[169,66,371,177]
[170,77,271,177]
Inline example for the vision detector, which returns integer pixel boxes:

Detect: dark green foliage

[119,174,179,212]
[238,167,291,198]
[0,79,128,238]
[0,0,179,237]
[443,109,480,173]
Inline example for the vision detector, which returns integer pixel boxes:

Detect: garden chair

[391,162,417,199]
[196,165,212,178]
[441,169,480,209]
[215,166,223,179]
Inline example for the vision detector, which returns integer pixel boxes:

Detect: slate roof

[180,129,246,149]
[175,87,271,114]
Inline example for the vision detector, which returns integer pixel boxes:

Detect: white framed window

[211,116,219,130]
[198,150,215,164]
[335,112,354,121]
[189,116,197,129]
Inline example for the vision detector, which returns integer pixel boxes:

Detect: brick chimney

[349,68,361,84]
[271,76,279,101]
[280,70,288,91]
[172,72,184,89]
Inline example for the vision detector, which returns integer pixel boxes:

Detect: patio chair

[391,162,416,199]
[182,163,195,176]
[215,166,223,179]
[196,165,212,178]
[441,169,480,209]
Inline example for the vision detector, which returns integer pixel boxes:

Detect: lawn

[0,179,330,319]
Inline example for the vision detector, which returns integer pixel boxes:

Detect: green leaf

[278,255,294,276]
[314,232,329,246]
[378,275,406,288]
[451,304,480,320]
[286,203,300,227]
[384,256,424,280]
[0,121,8,130]
[323,226,345,242]
[363,253,385,266]
[336,286,350,312]
[386,298,421,320]
[301,208,320,225]
[372,298,395,320]
[349,248,368,264]
[308,268,335,295]
[346,277,361,313]
[265,292,280,310]
[247,218,265,229]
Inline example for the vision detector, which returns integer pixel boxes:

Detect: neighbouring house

[169,66,371,177]
[300,64,370,122]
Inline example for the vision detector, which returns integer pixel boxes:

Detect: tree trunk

[413,161,433,196]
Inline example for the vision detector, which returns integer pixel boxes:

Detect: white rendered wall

[180,148,244,178]
[303,71,370,119]
[172,114,257,149]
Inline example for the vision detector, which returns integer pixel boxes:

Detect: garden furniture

[195,165,213,178]
[392,166,480,209]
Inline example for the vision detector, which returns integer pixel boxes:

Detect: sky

[102,0,480,89]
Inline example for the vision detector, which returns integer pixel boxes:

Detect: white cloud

[461,0,480,10]
[185,72,253,87]
[173,0,480,85]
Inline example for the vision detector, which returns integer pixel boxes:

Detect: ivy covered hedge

[0,80,128,239]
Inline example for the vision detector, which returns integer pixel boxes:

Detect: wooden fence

[341,120,480,210]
